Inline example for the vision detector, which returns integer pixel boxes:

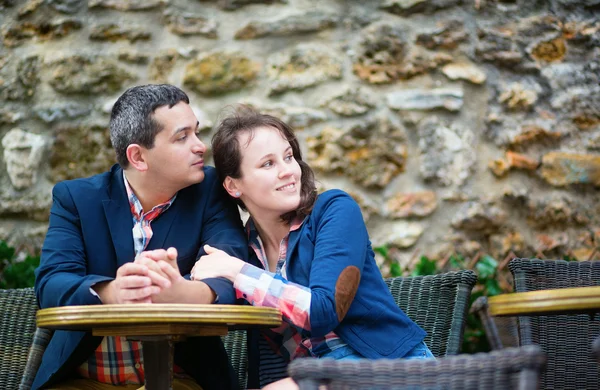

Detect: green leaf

[411,256,438,276]
[390,262,402,277]
[475,255,498,279]
[484,278,503,296]
[449,254,465,269]
[373,245,389,259]
[0,241,15,262]
[1,254,39,289]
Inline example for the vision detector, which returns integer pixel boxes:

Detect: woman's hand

[190,244,245,282]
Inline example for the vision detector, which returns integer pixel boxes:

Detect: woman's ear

[126,144,148,171]
[223,177,241,198]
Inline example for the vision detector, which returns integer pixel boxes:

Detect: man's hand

[94,263,162,304]
[134,247,191,303]
[120,246,217,304]
[134,247,180,286]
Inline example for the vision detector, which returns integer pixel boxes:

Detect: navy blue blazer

[247,190,426,387]
[33,164,248,390]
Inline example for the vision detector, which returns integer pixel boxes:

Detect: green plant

[411,256,437,277]
[0,240,40,289]
[374,245,509,354]
[374,245,403,277]
[461,255,503,353]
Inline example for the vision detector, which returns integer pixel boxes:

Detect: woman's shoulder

[312,189,360,214]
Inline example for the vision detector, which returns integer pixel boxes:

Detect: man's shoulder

[53,165,118,196]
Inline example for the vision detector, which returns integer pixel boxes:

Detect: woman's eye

[262,160,272,167]
[178,135,187,142]
[285,154,293,161]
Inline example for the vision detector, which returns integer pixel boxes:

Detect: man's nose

[193,136,206,153]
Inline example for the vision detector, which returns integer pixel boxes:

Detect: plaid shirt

[78,174,175,385]
[233,217,346,362]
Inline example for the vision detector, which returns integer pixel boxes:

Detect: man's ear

[126,144,148,172]
[223,177,240,198]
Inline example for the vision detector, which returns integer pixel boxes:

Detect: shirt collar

[246,215,306,241]
[122,172,177,220]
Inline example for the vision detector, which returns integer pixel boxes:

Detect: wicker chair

[17,270,476,389]
[222,330,248,389]
[477,258,600,389]
[508,258,600,389]
[384,270,477,357]
[288,345,546,389]
[593,336,600,366]
[471,296,519,350]
[0,288,38,390]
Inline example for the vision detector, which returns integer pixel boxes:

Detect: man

[33,84,248,390]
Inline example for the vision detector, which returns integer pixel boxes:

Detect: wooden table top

[37,304,282,337]
[488,286,600,317]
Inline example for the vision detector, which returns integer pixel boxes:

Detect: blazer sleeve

[34,182,113,309]
[307,194,368,336]
[195,173,251,305]
[234,192,368,338]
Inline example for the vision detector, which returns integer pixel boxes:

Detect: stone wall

[0,0,598,269]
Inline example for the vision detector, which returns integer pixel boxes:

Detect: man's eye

[178,135,187,142]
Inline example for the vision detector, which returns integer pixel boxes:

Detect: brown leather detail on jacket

[335,266,361,322]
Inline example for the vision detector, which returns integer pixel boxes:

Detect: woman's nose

[278,163,292,178]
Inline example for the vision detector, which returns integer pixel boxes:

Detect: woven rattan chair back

[385,270,477,357]
[288,345,545,390]
[221,329,248,389]
[0,288,38,390]
[509,258,600,389]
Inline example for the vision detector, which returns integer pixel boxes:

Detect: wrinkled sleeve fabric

[234,192,368,338]
[234,264,312,331]
[195,171,251,304]
[35,182,112,309]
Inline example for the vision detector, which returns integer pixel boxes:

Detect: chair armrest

[471,296,504,350]
[593,336,600,365]
[19,328,54,390]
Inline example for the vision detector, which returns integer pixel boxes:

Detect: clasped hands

[110,247,183,304]
[109,244,244,304]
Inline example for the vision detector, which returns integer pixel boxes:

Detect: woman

[191,106,433,389]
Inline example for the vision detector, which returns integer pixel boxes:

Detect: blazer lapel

[286,228,301,264]
[145,198,180,251]
[103,166,135,268]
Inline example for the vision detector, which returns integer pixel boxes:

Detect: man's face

[144,101,206,191]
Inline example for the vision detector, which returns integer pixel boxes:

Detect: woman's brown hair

[211,105,317,223]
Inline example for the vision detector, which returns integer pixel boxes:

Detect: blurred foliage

[374,245,510,354]
[0,240,40,289]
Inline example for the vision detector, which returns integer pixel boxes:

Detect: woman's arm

[192,192,368,338]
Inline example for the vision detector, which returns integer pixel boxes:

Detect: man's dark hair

[212,105,317,224]
[110,84,190,168]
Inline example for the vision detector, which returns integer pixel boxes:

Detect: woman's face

[230,126,302,219]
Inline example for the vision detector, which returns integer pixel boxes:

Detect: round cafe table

[37,304,282,390]
[487,286,600,317]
